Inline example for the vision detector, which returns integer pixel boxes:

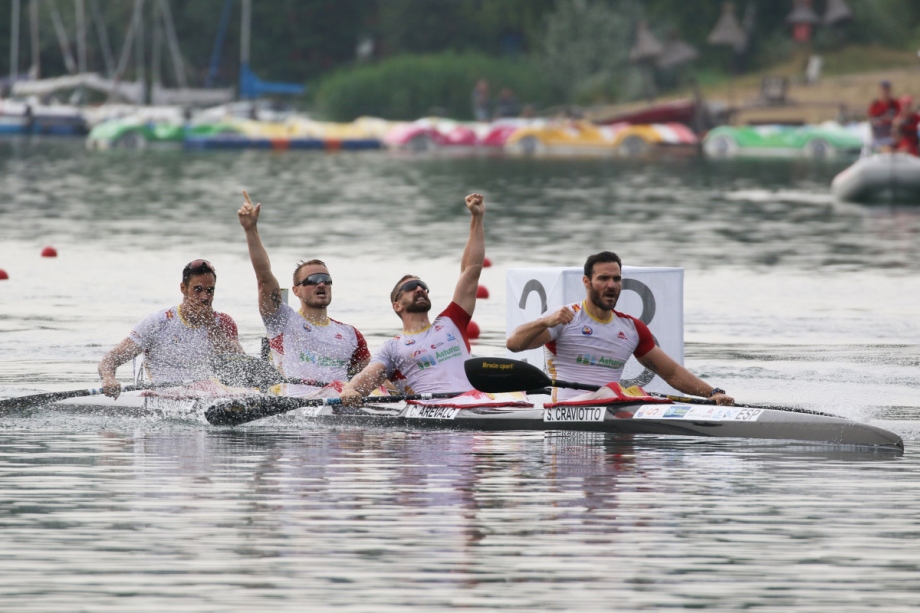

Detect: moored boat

[830,152,920,204]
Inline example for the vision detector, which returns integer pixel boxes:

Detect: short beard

[404,298,431,313]
[588,288,617,311]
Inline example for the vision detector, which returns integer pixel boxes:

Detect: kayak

[831,153,920,204]
[45,390,904,450]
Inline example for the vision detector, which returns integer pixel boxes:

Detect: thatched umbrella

[630,21,664,101]
[824,0,853,25]
[707,2,747,53]
[657,35,699,70]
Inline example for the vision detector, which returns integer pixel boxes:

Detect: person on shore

[340,193,486,403]
[868,80,901,149]
[98,259,244,398]
[494,87,520,119]
[893,96,919,156]
[238,192,369,390]
[472,79,491,122]
[506,251,735,406]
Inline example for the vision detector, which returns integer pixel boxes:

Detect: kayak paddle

[0,381,182,412]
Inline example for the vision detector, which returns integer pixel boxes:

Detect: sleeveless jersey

[264,302,369,383]
[370,302,473,394]
[129,305,239,383]
[545,301,655,400]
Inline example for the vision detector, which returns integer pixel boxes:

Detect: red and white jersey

[371,302,473,394]
[129,305,239,383]
[545,301,655,400]
[264,303,369,383]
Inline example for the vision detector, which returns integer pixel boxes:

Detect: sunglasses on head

[396,279,429,297]
[295,273,333,287]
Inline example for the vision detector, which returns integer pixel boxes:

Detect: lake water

[1,139,919,611]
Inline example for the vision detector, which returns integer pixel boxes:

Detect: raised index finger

[242,190,253,207]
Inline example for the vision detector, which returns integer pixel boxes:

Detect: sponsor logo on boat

[544,406,605,422]
[299,406,325,417]
[406,405,459,419]
[481,361,515,370]
[582,326,593,336]
[633,405,764,421]
[575,353,625,369]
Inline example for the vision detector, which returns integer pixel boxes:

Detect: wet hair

[390,274,419,303]
[293,259,327,285]
[583,251,622,279]
[182,259,217,284]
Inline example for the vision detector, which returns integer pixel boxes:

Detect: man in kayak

[506,251,735,406]
[340,193,486,403]
[98,259,245,398]
[868,80,901,150]
[238,192,370,391]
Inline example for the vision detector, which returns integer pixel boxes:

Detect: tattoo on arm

[270,288,282,309]
[643,357,660,373]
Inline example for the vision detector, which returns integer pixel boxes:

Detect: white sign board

[505,266,684,394]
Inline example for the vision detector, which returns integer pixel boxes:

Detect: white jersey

[371,302,473,394]
[545,301,655,400]
[264,303,369,383]
[129,305,239,383]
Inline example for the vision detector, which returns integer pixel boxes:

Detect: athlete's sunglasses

[295,273,333,287]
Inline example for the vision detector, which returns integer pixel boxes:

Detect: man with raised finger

[239,191,369,391]
[341,193,486,402]
[98,259,244,398]
[506,251,734,406]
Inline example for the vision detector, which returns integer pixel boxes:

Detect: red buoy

[466,320,480,340]
[0,269,8,280]
[483,257,492,268]
[476,285,490,299]
[41,246,58,257]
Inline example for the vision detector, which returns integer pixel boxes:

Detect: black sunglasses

[396,279,429,297]
[295,273,332,287]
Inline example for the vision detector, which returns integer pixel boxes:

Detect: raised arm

[98,337,144,398]
[238,190,282,317]
[451,193,486,315]
[636,346,734,406]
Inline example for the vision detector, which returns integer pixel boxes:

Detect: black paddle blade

[211,353,285,388]
[464,357,551,393]
[205,395,324,426]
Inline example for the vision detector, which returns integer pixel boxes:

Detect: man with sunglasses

[341,193,486,403]
[98,259,244,398]
[239,192,369,389]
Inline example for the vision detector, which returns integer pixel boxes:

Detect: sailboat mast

[29,0,39,79]
[10,0,21,81]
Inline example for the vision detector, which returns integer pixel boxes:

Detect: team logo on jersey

[302,323,312,332]
[411,349,427,357]
[617,331,627,340]
[166,311,175,320]
[430,342,443,349]
[582,326,593,336]
[405,339,416,346]
[435,325,444,331]
[335,333,344,340]
[446,333,456,342]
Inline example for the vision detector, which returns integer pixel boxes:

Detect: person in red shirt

[868,81,901,149]
[893,96,920,156]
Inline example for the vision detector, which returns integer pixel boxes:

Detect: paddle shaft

[205,391,467,426]
[0,382,176,411]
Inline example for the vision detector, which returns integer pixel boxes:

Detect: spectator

[494,87,520,119]
[868,80,901,149]
[472,79,491,122]
[893,96,919,156]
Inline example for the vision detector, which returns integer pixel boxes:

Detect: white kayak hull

[831,153,920,204]
[46,393,904,450]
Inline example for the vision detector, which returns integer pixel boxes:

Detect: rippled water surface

[1,139,919,611]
